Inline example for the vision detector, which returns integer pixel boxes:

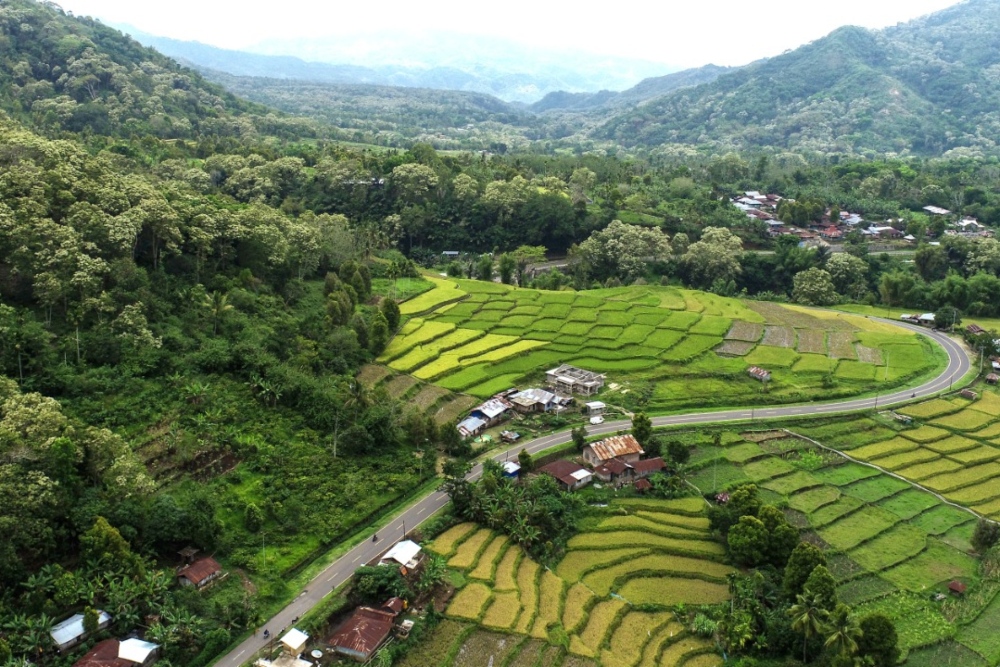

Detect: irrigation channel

[216,318,970,667]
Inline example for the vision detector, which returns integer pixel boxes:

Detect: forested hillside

[598,0,1000,156]
[0,0,314,141]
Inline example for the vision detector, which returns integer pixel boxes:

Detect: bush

[972,519,1000,553]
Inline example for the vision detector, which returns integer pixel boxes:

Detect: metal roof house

[74,640,146,667]
[457,415,487,439]
[327,600,402,662]
[379,540,423,570]
[177,556,223,588]
[52,611,111,652]
[469,398,512,426]
[582,435,644,467]
[509,388,557,413]
[546,365,605,396]
[538,460,593,491]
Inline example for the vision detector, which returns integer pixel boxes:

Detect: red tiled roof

[634,479,652,492]
[178,557,222,586]
[383,597,405,614]
[73,640,131,667]
[632,458,666,475]
[949,581,967,594]
[328,607,397,657]
[586,435,644,462]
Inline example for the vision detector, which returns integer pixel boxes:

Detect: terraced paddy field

[379,277,941,410]
[671,424,993,661]
[419,498,727,666]
[794,388,1000,524]
[355,362,478,425]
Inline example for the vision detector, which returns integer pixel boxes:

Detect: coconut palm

[824,604,863,660]
[788,593,830,663]
[202,291,233,335]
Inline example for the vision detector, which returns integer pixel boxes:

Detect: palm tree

[788,593,830,663]
[202,291,233,335]
[824,605,862,660]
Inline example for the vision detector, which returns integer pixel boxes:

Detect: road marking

[353,555,360,563]
[417,507,426,514]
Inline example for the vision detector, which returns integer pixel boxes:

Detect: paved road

[216,319,969,667]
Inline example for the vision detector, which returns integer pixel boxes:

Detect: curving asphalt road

[216,318,969,667]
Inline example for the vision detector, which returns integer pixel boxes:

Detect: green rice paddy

[381,277,940,408]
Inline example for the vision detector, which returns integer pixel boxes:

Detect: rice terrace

[366,275,991,667]
[378,276,945,411]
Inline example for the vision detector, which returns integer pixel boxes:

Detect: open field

[381,278,941,410]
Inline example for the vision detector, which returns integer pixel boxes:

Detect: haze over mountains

[112,24,671,104]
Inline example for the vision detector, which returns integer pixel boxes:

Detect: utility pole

[884,350,890,382]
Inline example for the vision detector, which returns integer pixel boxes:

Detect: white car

[589,415,604,425]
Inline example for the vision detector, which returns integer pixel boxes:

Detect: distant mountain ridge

[529,64,732,113]
[594,0,1000,155]
[111,24,673,104]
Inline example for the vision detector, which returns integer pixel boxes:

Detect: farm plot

[827,331,858,360]
[761,325,795,348]
[386,278,935,413]
[725,321,764,342]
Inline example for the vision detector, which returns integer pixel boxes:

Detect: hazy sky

[56,0,963,68]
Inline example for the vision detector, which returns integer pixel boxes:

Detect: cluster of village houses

[733,192,994,246]
[54,550,226,666]
[456,364,607,439]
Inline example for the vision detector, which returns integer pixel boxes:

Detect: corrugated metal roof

[52,611,111,648]
[72,640,130,667]
[178,557,222,586]
[380,540,421,567]
[118,639,158,664]
[633,457,666,474]
[586,435,643,462]
[473,398,511,419]
[328,607,396,657]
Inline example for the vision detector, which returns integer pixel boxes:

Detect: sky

[56,0,964,68]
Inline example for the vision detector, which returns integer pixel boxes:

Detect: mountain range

[110,25,672,104]
[8,0,1000,157]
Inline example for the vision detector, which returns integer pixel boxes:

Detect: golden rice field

[425,498,728,666]
[379,277,941,410]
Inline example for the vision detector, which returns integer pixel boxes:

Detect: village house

[177,556,223,589]
[582,434,644,467]
[593,458,632,484]
[256,628,312,667]
[502,461,521,478]
[538,460,593,491]
[468,397,512,428]
[584,401,606,416]
[327,598,404,662]
[456,415,487,439]
[509,388,558,413]
[923,205,952,216]
[545,365,606,396]
[747,366,771,382]
[379,540,423,573]
[868,225,903,239]
[73,639,160,667]
[51,611,112,652]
